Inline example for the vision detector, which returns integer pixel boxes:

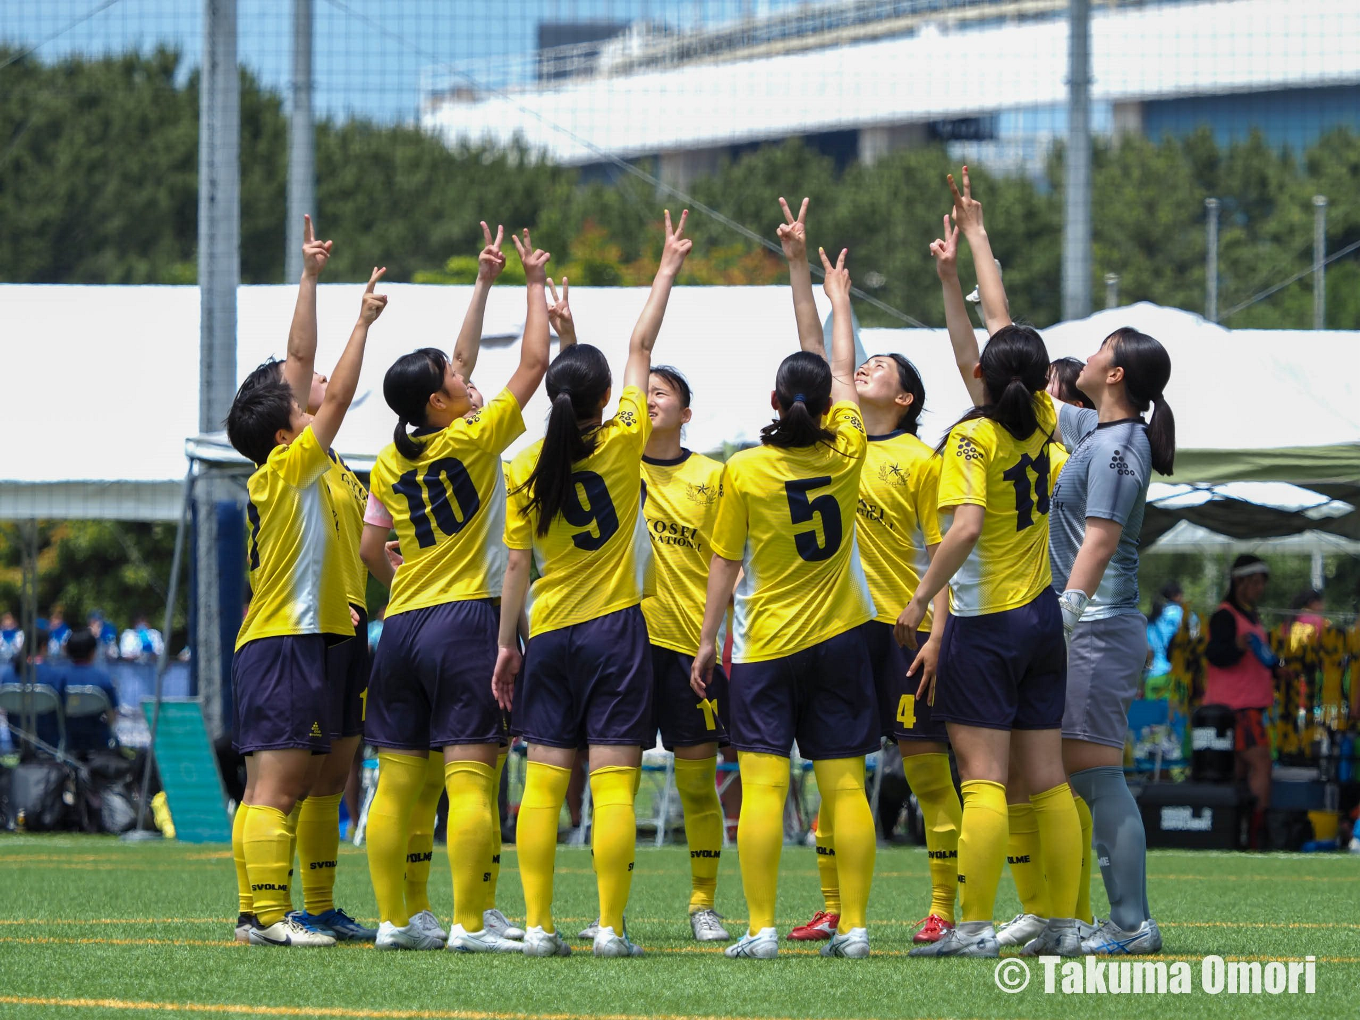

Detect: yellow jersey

[323,451,369,608]
[505,385,654,637]
[368,388,526,618]
[236,425,353,650]
[936,391,1057,617]
[710,402,875,663]
[640,450,724,655]
[858,430,942,628]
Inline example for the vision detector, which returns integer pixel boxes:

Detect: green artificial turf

[1,835,1356,1020]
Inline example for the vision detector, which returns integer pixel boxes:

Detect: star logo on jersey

[686,481,719,506]
[618,409,637,427]
[877,462,907,487]
[954,435,983,462]
[310,721,322,738]
[1109,448,1135,477]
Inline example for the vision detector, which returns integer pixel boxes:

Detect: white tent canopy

[3,285,1357,522]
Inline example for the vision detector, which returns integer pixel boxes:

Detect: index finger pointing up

[493,224,504,250]
[303,213,314,243]
[674,209,688,237]
[664,209,673,236]
[797,197,808,224]
[779,197,795,226]
[481,220,493,246]
[947,173,963,205]
[961,165,971,200]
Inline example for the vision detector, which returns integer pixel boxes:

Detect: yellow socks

[365,751,427,927]
[517,761,571,933]
[812,757,874,933]
[285,801,301,900]
[445,760,495,933]
[1031,782,1082,921]
[1074,793,1094,924]
[404,754,446,918]
[297,792,342,915]
[957,779,1009,923]
[486,750,508,913]
[1006,802,1049,918]
[902,753,961,923]
[590,766,639,934]
[243,804,293,927]
[232,802,252,915]
[736,752,789,933]
[673,756,723,913]
[814,821,840,915]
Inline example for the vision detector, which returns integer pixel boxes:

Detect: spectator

[119,614,164,662]
[47,608,72,658]
[62,629,119,753]
[1289,589,1326,650]
[0,621,66,751]
[87,609,120,660]
[0,612,23,665]
[1144,582,1185,700]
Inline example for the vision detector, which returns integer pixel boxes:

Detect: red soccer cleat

[788,909,839,941]
[912,914,955,944]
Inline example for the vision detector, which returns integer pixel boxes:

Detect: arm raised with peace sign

[819,246,857,407]
[624,209,691,393]
[284,213,334,411]
[948,166,1011,333]
[312,266,386,451]
[931,211,986,407]
[452,221,505,383]
[505,228,552,410]
[547,276,575,348]
[778,196,825,357]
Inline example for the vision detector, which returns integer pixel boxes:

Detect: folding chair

[64,684,115,749]
[0,682,66,756]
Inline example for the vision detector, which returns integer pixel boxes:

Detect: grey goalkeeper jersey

[1048,404,1151,621]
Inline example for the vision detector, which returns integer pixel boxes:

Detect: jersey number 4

[392,457,482,549]
[1001,451,1052,531]
[785,477,842,562]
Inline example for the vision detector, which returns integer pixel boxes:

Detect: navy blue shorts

[728,625,878,761]
[933,589,1067,732]
[232,635,330,755]
[515,606,654,749]
[325,604,368,739]
[653,645,729,751]
[365,600,508,751]
[864,622,949,743]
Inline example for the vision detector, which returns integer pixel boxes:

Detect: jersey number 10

[392,457,482,549]
[1001,451,1052,532]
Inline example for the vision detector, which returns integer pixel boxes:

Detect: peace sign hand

[511,228,550,285]
[547,276,574,340]
[929,213,960,281]
[659,209,692,278]
[819,246,851,304]
[359,266,388,324]
[477,221,507,284]
[301,214,333,279]
[948,165,985,237]
[776,196,809,262]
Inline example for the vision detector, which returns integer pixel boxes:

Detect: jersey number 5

[564,470,619,551]
[785,476,842,562]
[1001,451,1052,531]
[393,457,482,549]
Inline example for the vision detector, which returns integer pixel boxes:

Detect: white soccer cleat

[592,925,644,957]
[995,912,1048,947]
[820,927,870,958]
[447,923,526,953]
[689,908,730,942]
[375,920,445,951]
[234,913,256,944]
[1021,919,1083,957]
[724,927,779,959]
[1081,917,1163,955]
[247,915,336,948]
[483,908,525,941]
[522,925,573,957]
[578,917,602,940]
[908,922,999,958]
[408,909,449,942]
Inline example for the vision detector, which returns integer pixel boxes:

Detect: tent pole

[125,467,196,841]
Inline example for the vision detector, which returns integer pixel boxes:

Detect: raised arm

[623,209,692,393]
[311,267,386,451]
[505,229,552,409]
[547,276,576,349]
[819,246,857,407]
[931,214,986,407]
[949,166,1011,334]
[450,221,505,383]
[778,196,823,355]
[283,214,333,409]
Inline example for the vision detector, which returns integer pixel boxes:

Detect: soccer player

[692,246,878,961]
[639,364,732,942]
[770,197,959,946]
[900,167,1081,959]
[495,209,692,960]
[359,227,550,953]
[225,264,388,948]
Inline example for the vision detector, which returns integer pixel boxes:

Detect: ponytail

[760,397,834,448]
[762,351,836,450]
[382,347,450,462]
[935,325,1049,452]
[1107,327,1175,476]
[393,418,422,460]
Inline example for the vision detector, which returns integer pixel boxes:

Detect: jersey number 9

[393,457,482,549]
[564,470,619,551]
[785,476,842,562]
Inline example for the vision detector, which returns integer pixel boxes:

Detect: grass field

[2,835,1357,1020]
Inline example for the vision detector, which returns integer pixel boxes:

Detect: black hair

[1149,580,1183,623]
[225,360,298,466]
[1224,554,1268,609]
[1048,357,1093,408]
[1292,588,1323,613]
[936,324,1051,453]
[759,351,836,449]
[519,344,613,536]
[24,622,50,662]
[67,629,98,663]
[383,348,449,460]
[1107,328,1175,476]
[875,353,926,435]
[649,365,692,408]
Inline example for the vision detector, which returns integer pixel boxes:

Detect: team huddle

[224,167,1176,960]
